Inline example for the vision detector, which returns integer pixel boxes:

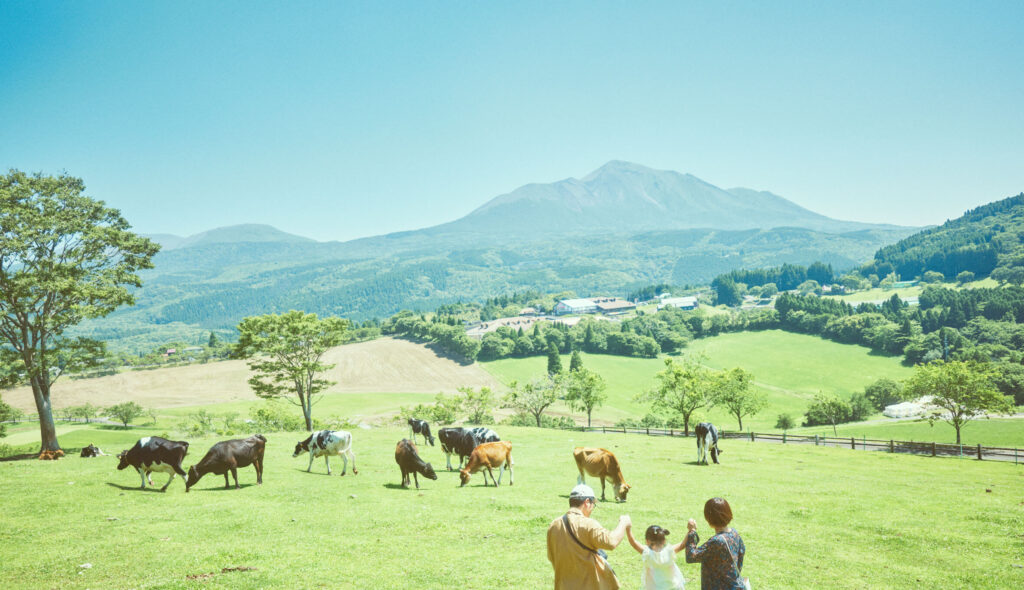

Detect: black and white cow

[80,444,105,458]
[408,418,435,446]
[438,427,500,471]
[293,430,357,475]
[695,422,721,465]
[116,436,189,491]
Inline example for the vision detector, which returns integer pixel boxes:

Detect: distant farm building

[657,296,699,311]
[518,307,538,316]
[554,298,598,315]
[591,297,636,315]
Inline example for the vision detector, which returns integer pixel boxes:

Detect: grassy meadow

[1,424,1022,589]
[481,330,916,433]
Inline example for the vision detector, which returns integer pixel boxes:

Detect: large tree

[712,367,766,431]
[638,356,714,436]
[564,368,607,428]
[903,360,1014,444]
[0,171,158,452]
[236,310,348,431]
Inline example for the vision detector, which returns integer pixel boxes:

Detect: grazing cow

[408,418,435,446]
[695,422,721,465]
[394,439,438,489]
[293,430,357,475]
[438,427,500,471]
[573,447,631,503]
[116,436,189,491]
[185,434,267,492]
[80,444,105,458]
[459,440,513,487]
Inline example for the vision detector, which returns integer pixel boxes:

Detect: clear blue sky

[2,1,1022,242]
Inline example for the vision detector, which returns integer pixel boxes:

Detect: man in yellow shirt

[547,484,631,589]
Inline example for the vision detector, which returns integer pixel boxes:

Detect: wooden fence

[566,425,1024,464]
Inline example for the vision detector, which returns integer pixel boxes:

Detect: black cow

[695,422,721,465]
[394,439,437,489]
[408,418,435,446]
[185,434,266,492]
[80,444,105,458]
[116,436,189,491]
[438,427,500,471]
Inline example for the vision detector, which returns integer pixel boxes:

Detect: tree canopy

[903,360,1014,444]
[236,310,348,431]
[0,170,159,451]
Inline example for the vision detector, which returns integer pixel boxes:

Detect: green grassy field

[1,424,1021,589]
[796,417,1024,448]
[481,330,915,432]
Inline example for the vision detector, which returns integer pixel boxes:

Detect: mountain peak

[159,224,316,250]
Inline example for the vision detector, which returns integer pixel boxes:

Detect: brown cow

[459,440,513,487]
[573,447,631,502]
[394,439,437,489]
[185,434,266,492]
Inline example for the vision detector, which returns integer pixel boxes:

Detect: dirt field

[3,337,503,412]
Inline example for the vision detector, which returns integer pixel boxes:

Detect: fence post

[670,429,673,437]
[851,437,855,450]
[750,431,754,442]
[815,434,818,446]
[932,442,936,457]
[603,427,606,434]
[782,432,786,444]
[959,443,963,459]
[646,427,650,436]
[977,444,982,461]
[863,436,866,450]
[889,440,894,453]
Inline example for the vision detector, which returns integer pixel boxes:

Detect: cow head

[422,462,437,481]
[185,466,201,492]
[293,438,310,458]
[116,450,130,470]
[459,468,471,487]
[614,482,632,503]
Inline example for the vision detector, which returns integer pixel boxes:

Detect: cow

[573,447,631,503]
[293,430,357,475]
[695,422,721,465]
[438,426,500,471]
[459,440,513,487]
[185,434,266,492]
[408,418,435,446]
[116,436,189,491]
[394,439,438,489]
[80,444,106,458]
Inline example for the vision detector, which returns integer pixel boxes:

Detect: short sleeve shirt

[547,507,620,590]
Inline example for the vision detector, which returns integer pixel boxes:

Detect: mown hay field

[1,425,1022,589]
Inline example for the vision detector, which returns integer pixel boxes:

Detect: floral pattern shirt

[684,528,745,590]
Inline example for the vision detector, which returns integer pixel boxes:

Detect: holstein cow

[394,439,438,489]
[293,430,357,475]
[80,444,106,458]
[695,422,722,465]
[573,447,631,503]
[185,434,266,492]
[438,426,500,471]
[116,436,189,491]
[408,418,435,446]
[459,440,513,487]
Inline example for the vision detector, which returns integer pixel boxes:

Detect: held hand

[687,518,697,532]
[620,514,632,527]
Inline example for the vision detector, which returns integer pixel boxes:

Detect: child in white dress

[626,524,686,590]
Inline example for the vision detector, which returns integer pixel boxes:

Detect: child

[626,523,686,589]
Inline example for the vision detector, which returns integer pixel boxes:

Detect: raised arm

[608,514,631,548]
[625,525,644,554]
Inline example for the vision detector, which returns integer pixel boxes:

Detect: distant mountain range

[81,161,919,351]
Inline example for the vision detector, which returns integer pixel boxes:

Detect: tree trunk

[737,414,744,431]
[587,409,592,428]
[534,411,542,427]
[683,414,690,436]
[30,377,62,452]
[955,424,961,445]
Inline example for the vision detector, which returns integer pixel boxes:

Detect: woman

[684,497,747,590]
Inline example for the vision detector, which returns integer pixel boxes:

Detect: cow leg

[232,468,240,489]
[340,453,347,476]
[224,472,231,488]
[445,452,452,471]
[307,453,315,473]
[711,447,719,464]
[413,471,420,489]
[507,460,513,486]
[160,472,175,492]
[324,454,331,475]
[255,460,263,485]
[349,449,357,475]
[137,468,147,489]
[401,467,408,488]
[600,477,607,501]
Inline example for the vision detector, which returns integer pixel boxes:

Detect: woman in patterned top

[684,497,747,590]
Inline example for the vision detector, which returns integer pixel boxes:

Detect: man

[547,483,631,589]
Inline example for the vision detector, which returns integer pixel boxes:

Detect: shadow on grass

[188,482,258,492]
[105,482,167,493]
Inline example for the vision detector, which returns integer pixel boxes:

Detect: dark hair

[569,496,593,508]
[645,525,669,544]
[704,497,733,528]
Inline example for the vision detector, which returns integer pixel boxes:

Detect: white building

[554,298,598,315]
[657,296,699,311]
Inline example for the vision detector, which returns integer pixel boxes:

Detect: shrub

[248,402,306,432]
[501,412,577,429]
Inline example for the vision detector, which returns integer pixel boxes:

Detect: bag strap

[562,513,598,554]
